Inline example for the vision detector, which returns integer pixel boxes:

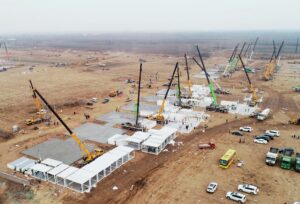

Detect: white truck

[265,147,279,166]
[257,108,270,121]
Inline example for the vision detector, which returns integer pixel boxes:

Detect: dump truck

[257,108,270,121]
[280,149,294,170]
[295,153,300,172]
[265,147,279,166]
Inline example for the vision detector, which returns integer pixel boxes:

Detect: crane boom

[29,80,43,113]
[33,88,96,161]
[195,45,217,106]
[176,64,181,106]
[184,54,192,97]
[136,63,142,125]
[156,62,178,121]
[239,54,257,105]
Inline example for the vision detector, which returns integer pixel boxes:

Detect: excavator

[263,41,284,81]
[194,45,228,113]
[239,55,258,107]
[149,62,178,123]
[121,63,143,131]
[32,87,104,162]
[25,80,48,126]
[289,116,300,125]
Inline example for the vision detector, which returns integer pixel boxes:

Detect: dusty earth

[0,47,300,204]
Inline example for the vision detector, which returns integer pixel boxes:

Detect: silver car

[206,182,218,193]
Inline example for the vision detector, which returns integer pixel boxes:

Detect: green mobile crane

[194,45,228,113]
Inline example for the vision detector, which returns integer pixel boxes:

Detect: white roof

[7,157,35,170]
[30,163,53,173]
[82,152,120,173]
[114,145,134,154]
[66,169,96,184]
[56,166,79,179]
[142,139,162,148]
[131,131,151,140]
[42,158,63,167]
[148,127,177,139]
[126,136,143,143]
[47,164,69,176]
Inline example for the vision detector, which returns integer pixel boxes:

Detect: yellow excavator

[239,55,258,107]
[289,115,300,125]
[150,62,178,123]
[32,86,103,162]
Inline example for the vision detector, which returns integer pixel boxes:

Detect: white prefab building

[125,131,151,150]
[82,146,135,183]
[56,166,79,187]
[30,163,53,181]
[47,164,69,184]
[41,158,63,168]
[7,157,36,173]
[141,127,177,155]
[65,169,97,193]
[108,134,129,146]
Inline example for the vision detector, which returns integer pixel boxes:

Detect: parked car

[278,147,294,154]
[254,139,268,144]
[262,133,275,140]
[206,182,218,193]
[265,130,280,137]
[238,184,259,195]
[239,126,253,132]
[232,131,243,136]
[255,135,270,142]
[226,192,247,203]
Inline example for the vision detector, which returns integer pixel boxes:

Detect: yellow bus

[219,149,236,169]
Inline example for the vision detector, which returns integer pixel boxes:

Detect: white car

[226,192,247,203]
[206,182,218,193]
[238,184,259,195]
[265,130,280,137]
[239,126,253,132]
[254,139,268,144]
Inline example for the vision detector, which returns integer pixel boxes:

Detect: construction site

[1,1,300,204]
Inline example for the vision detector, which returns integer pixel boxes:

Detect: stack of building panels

[7,157,36,173]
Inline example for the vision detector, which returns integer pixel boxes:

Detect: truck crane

[150,62,178,122]
[184,53,192,98]
[25,80,48,126]
[174,63,192,109]
[121,63,143,131]
[33,87,104,162]
[247,37,259,63]
[194,45,228,113]
[222,44,239,77]
[0,41,10,60]
[235,42,246,69]
[263,41,284,81]
[239,54,258,107]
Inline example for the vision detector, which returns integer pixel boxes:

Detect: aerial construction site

[0,1,300,204]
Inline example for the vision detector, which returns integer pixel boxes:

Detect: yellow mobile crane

[32,87,103,162]
[239,54,258,107]
[263,41,284,81]
[151,62,178,123]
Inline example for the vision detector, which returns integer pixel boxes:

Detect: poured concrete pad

[72,123,125,143]
[122,102,159,112]
[22,138,93,165]
[96,112,135,125]
[142,95,177,104]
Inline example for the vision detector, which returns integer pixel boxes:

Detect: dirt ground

[0,47,300,204]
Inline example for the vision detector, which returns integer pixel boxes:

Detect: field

[0,34,300,204]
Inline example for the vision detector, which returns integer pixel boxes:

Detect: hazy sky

[0,0,299,34]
